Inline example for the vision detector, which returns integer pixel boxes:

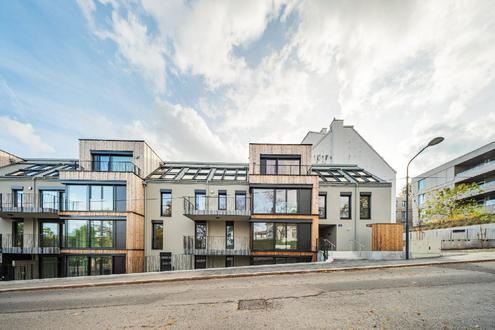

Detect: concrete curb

[1,257,495,293]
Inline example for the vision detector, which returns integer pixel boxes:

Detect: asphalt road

[1,261,494,329]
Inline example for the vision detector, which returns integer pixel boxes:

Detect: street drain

[238,299,272,310]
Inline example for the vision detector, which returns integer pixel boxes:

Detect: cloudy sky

[1,0,494,189]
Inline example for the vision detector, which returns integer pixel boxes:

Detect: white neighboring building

[301,119,397,222]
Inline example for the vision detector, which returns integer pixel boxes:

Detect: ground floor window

[66,255,124,277]
[226,256,234,267]
[251,256,312,265]
[251,222,311,251]
[40,256,60,279]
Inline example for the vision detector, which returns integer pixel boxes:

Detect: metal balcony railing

[456,159,495,179]
[0,193,61,214]
[62,161,141,176]
[251,164,313,176]
[183,236,250,256]
[0,234,61,254]
[183,196,251,218]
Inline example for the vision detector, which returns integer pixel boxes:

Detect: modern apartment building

[301,119,397,223]
[0,139,161,280]
[412,141,495,225]
[1,136,392,279]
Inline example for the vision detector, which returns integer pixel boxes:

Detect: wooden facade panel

[371,223,403,251]
[127,249,144,273]
[248,144,312,174]
[126,212,144,250]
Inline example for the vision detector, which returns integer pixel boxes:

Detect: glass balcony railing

[61,161,141,176]
[456,160,495,179]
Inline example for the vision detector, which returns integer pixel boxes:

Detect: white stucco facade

[302,119,397,222]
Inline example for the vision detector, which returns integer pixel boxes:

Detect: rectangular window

[90,220,113,248]
[235,191,246,211]
[318,194,326,219]
[115,186,126,212]
[218,191,227,210]
[195,256,207,269]
[90,186,114,211]
[12,189,24,208]
[340,193,351,219]
[226,221,234,249]
[252,222,274,250]
[195,191,206,211]
[418,179,426,190]
[92,152,133,172]
[360,193,371,219]
[286,189,298,213]
[161,191,172,216]
[275,190,298,214]
[252,222,310,251]
[260,156,301,175]
[40,222,60,248]
[67,256,88,277]
[226,256,234,267]
[67,220,89,248]
[40,190,63,210]
[12,220,23,248]
[418,194,425,205]
[67,185,88,211]
[152,221,163,250]
[90,256,113,276]
[195,222,207,249]
[253,189,274,213]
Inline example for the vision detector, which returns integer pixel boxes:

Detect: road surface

[1,261,494,329]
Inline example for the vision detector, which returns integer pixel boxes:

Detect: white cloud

[0,116,55,154]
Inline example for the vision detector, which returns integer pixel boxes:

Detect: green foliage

[421,183,484,222]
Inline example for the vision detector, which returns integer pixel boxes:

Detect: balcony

[183,236,250,256]
[0,193,60,218]
[456,159,495,182]
[183,196,251,221]
[0,234,61,254]
[65,160,141,176]
[251,164,313,176]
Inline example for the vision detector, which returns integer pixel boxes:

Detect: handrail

[251,163,313,176]
[183,195,251,216]
[63,160,141,176]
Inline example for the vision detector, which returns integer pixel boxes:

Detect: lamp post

[405,136,444,260]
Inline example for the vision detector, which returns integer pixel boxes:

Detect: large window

[67,255,121,277]
[90,186,114,211]
[65,220,120,248]
[40,222,60,248]
[260,156,301,175]
[67,220,89,248]
[252,222,311,251]
[90,220,113,247]
[66,185,126,211]
[67,256,88,277]
[340,193,351,219]
[92,152,134,172]
[360,193,371,219]
[152,221,163,250]
[252,188,312,215]
[318,194,326,219]
[40,190,64,210]
[90,256,113,275]
[161,190,172,216]
[12,189,24,208]
[252,222,273,250]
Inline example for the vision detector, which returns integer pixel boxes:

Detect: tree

[422,183,483,221]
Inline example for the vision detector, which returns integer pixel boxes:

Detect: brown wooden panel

[371,223,403,251]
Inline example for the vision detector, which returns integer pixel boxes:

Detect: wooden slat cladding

[371,223,404,251]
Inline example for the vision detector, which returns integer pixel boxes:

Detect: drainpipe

[143,180,147,272]
[353,181,359,251]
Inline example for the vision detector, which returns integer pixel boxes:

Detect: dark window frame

[66,184,126,212]
[251,188,312,215]
[64,219,121,249]
[195,190,206,211]
[225,221,234,249]
[251,221,311,252]
[225,256,234,267]
[160,190,172,216]
[260,155,302,175]
[195,221,207,249]
[218,190,227,211]
[318,193,327,219]
[235,191,246,211]
[12,219,24,248]
[340,193,352,219]
[12,188,24,208]
[360,193,371,220]
[151,220,164,250]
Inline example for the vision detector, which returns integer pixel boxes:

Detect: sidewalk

[1,251,494,293]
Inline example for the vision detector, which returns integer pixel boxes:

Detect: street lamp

[405,136,444,260]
